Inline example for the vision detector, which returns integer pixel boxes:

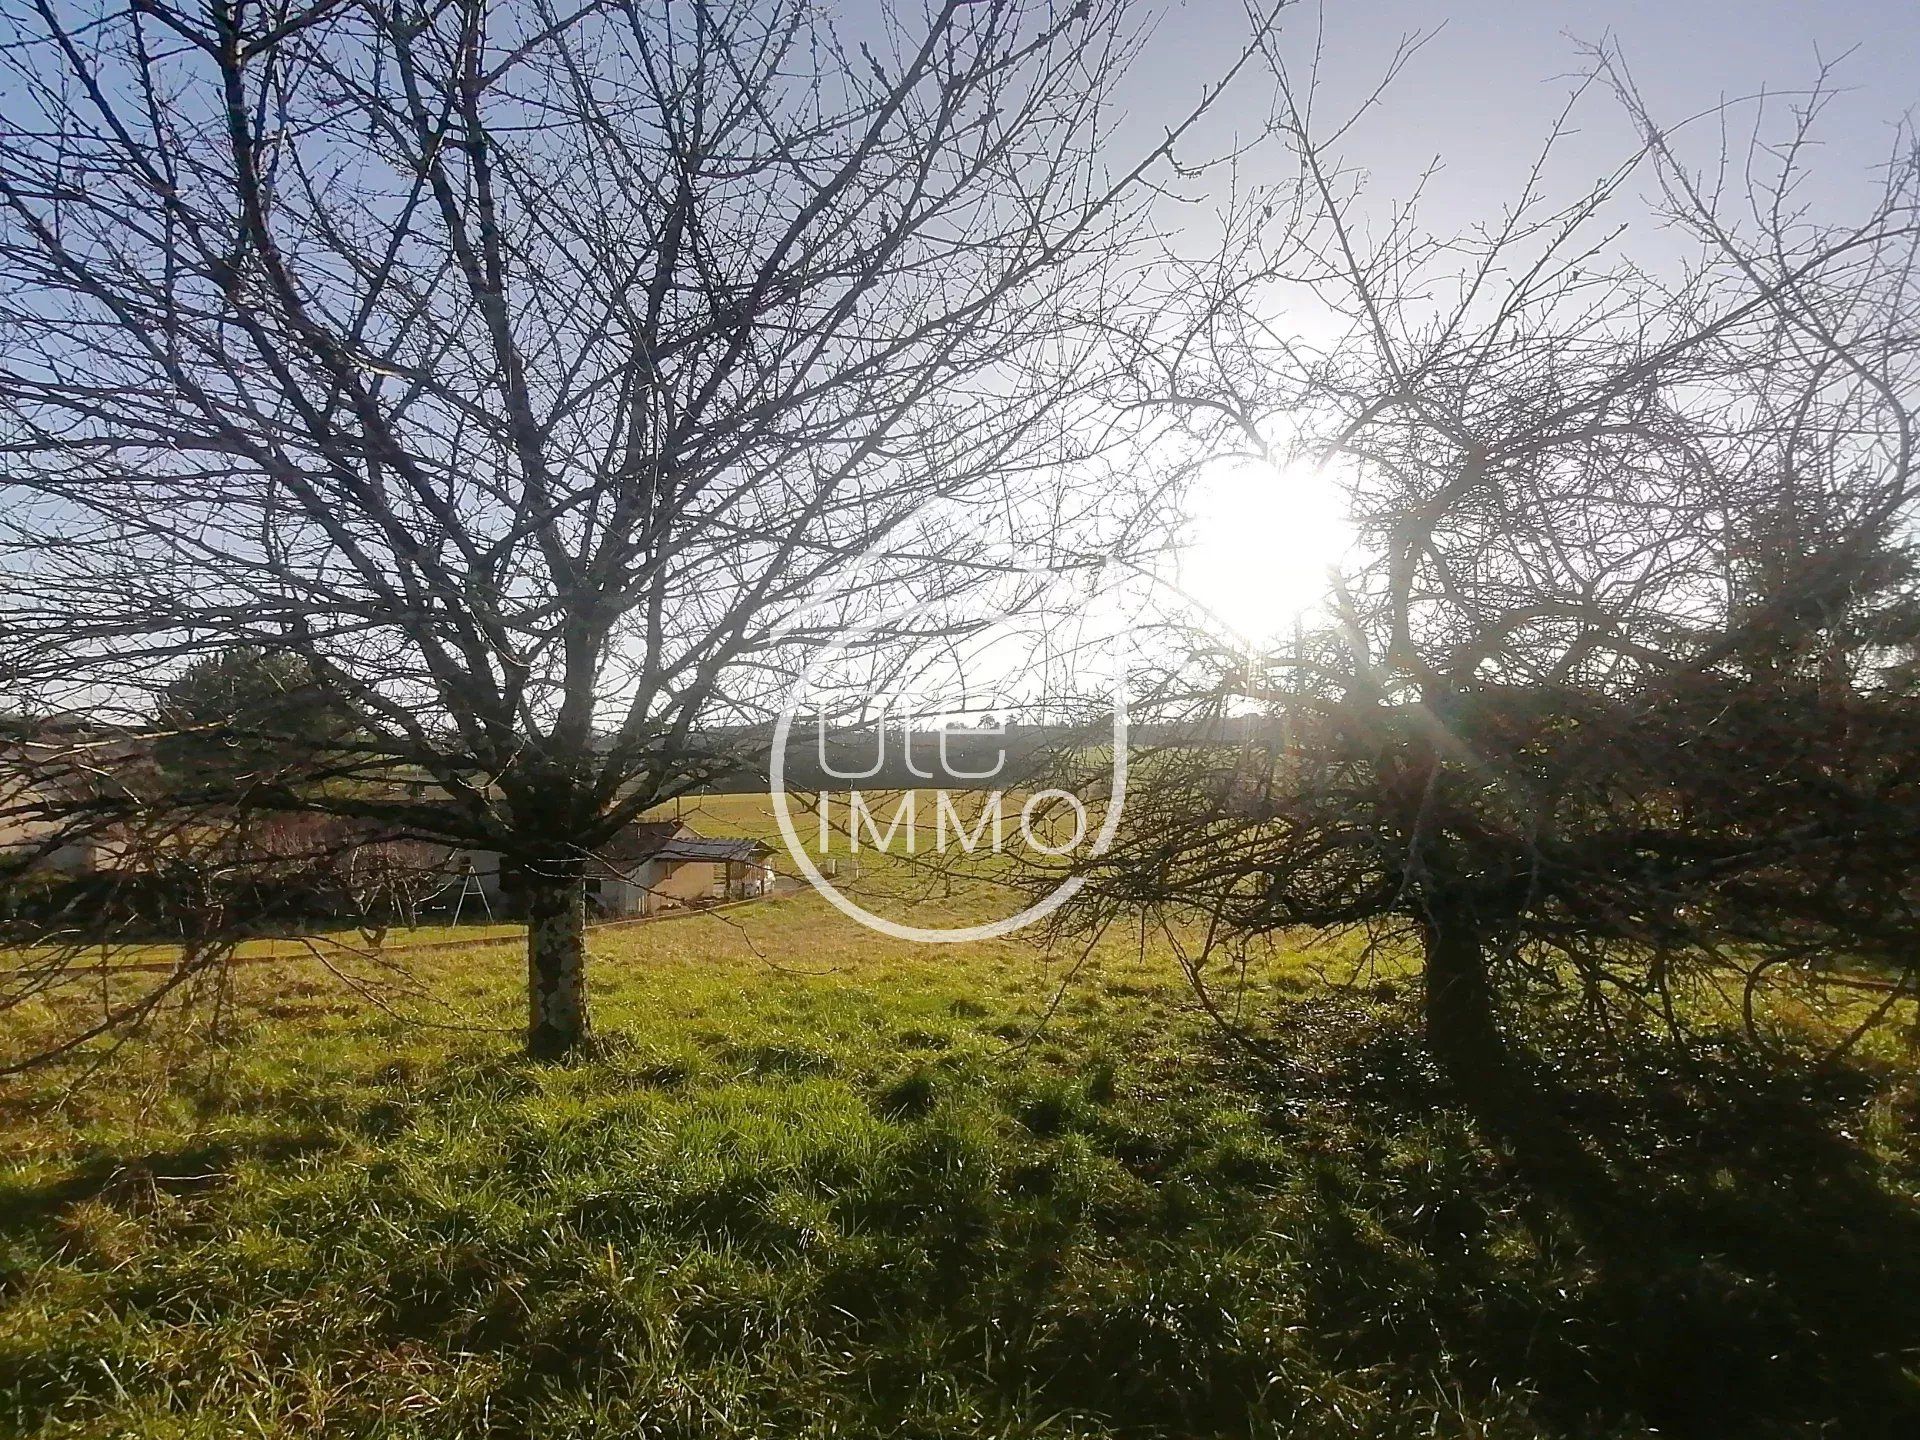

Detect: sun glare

[1173,456,1358,642]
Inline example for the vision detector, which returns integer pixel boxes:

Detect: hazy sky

[1140,1,1917,227]
[1112,2,1919,637]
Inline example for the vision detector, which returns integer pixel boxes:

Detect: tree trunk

[525,861,589,1059]
[1417,895,1504,1091]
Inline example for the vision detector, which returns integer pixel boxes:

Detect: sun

[1172,455,1359,642]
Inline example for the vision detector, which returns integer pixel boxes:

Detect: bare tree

[0,0,1274,1057]
[1064,52,1920,1090]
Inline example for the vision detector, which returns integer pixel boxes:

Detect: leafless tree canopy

[1063,49,1920,1085]
[0,0,1261,1055]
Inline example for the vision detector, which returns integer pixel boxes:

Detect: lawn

[1,802,1917,1437]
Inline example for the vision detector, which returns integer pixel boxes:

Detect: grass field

[2,797,1918,1438]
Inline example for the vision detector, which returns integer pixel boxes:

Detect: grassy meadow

[2,796,1918,1438]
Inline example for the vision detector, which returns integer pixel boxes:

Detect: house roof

[649,836,772,864]
[593,819,692,866]
[583,821,770,881]
[595,818,771,866]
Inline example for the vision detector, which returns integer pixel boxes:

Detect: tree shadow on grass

[6,1018,1916,1439]
[0,1129,340,1255]
[1221,995,1920,1439]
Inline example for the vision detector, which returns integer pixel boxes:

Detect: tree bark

[1417,895,1504,1090]
[525,861,589,1059]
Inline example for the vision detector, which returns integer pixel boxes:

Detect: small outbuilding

[581,820,776,917]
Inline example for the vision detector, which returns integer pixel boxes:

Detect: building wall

[446,838,759,918]
[585,875,650,918]
[652,859,720,906]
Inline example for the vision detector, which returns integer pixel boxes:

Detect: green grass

[2,802,1918,1437]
